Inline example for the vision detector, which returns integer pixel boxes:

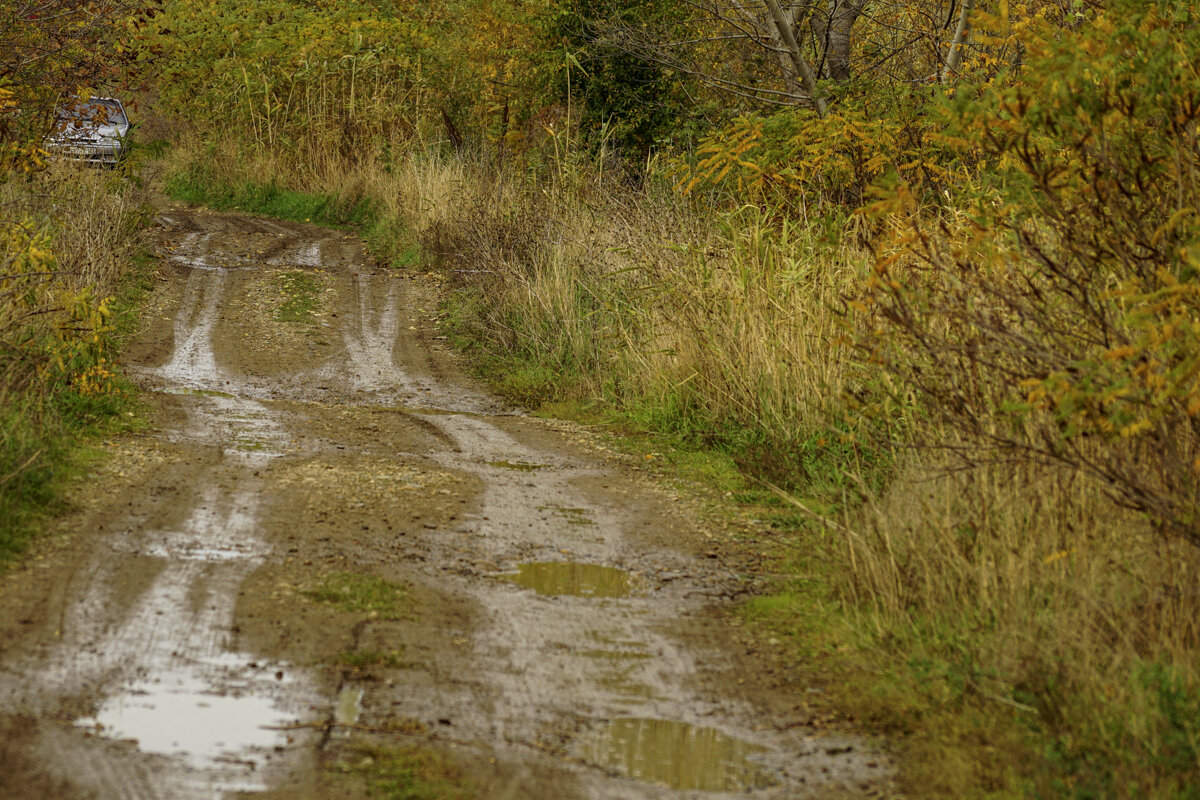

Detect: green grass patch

[274,270,322,322]
[331,744,472,800]
[302,572,411,620]
[0,382,140,562]
[439,288,588,408]
[335,649,406,669]
[362,215,423,270]
[165,163,373,229]
[0,396,71,559]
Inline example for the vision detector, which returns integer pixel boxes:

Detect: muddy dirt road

[0,208,891,799]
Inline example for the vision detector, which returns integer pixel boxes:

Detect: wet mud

[0,206,893,798]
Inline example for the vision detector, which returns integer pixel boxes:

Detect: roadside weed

[303,573,411,620]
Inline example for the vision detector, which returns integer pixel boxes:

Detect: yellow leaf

[1104,346,1137,361]
[1043,549,1071,565]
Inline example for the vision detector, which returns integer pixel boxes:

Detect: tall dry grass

[833,442,1200,794]
[33,165,146,291]
[1,163,145,387]
[409,148,865,461]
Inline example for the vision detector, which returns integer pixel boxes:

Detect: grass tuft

[335,649,406,670]
[302,572,411,620]
[331,744,472,800]
[274,270,322,322]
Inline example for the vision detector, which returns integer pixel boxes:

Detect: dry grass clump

[48,166,145,291]
[410,151,865,461]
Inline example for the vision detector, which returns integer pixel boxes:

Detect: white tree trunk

[764,0,828,116]
[942,0,978,83]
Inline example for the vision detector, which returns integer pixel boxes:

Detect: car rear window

[56,99,127,125]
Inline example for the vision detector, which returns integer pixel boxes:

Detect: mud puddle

[503,562,639,598]
[77,656,298,771]
[581,718,774,792]
[0,207,892,800]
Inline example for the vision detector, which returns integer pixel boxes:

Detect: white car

[45,97,130,166]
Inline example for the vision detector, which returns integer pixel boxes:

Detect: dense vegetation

[0,1,153,555]
[4,0,1199,795]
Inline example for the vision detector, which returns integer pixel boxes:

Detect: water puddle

[503,562,638,598]
[332,685,365,740]
[162,387,235,399]
[580,718,776,792]
[77,655,298,782]
[487,460,547,472]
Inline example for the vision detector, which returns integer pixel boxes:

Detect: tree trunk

[825,0,864,82]
[809,0,866,82]
[942,0,977,83]
[764,0,827,116]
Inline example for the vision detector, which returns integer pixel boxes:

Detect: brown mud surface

[0,207,894,799]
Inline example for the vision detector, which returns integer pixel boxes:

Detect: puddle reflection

[503,562,637,598]
[582,718,775,791]
[78,655,297,778]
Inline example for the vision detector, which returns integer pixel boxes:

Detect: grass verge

[164,161,373,228]
[162,144,423,270]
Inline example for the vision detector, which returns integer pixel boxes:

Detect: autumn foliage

[865,3,1200,544]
